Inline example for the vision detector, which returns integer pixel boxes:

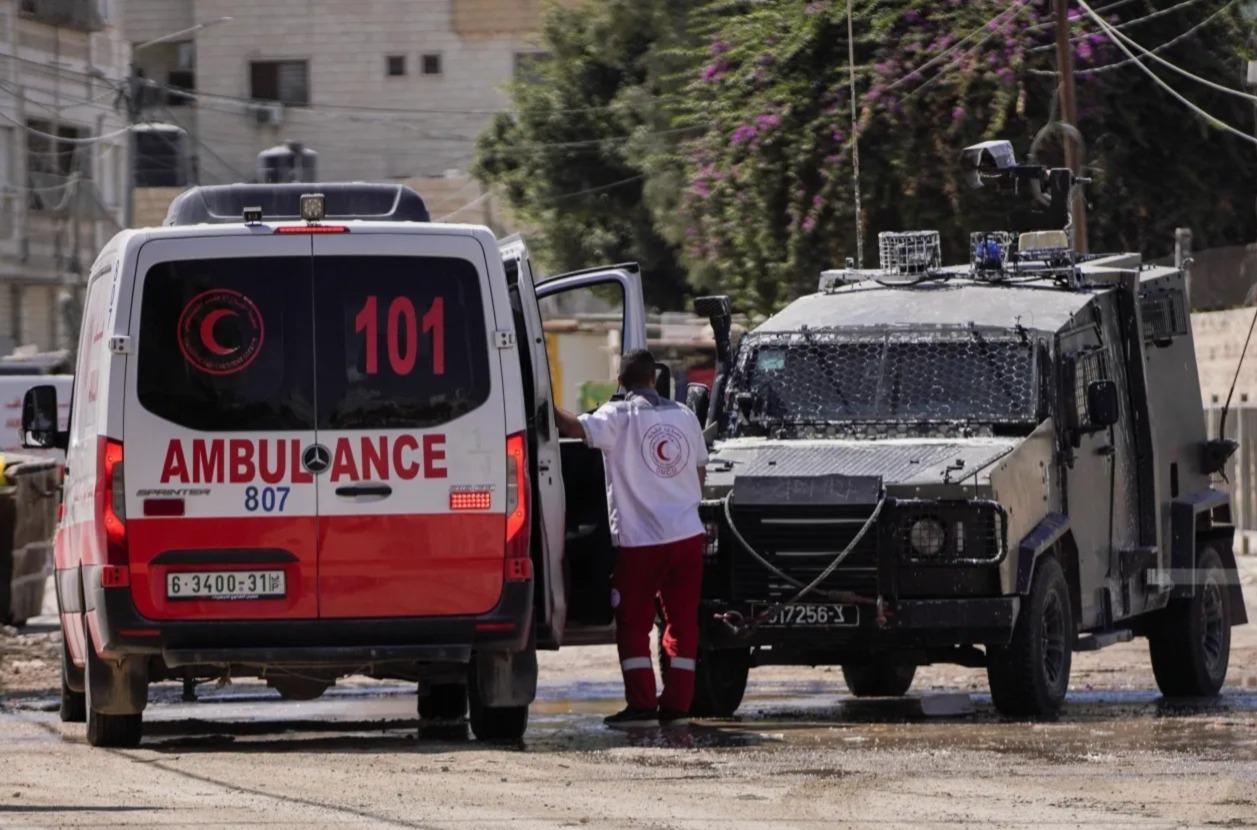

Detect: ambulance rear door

[499,236,567,648]
[311,230,507,619]
[124,234,319,622]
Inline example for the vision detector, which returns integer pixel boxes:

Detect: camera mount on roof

[163,182,431,226]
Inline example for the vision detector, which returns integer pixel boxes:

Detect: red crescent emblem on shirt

[641,424,690,479]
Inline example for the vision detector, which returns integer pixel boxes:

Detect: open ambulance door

[500,237,568,649]
[534,262,649,644]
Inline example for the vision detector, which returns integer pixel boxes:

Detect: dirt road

[2,561,1256,830]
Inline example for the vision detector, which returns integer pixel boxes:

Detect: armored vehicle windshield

[724,326,1039,438]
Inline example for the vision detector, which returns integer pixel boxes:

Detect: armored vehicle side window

[1072,348,1108,430]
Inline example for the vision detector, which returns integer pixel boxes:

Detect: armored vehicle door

[1059,303,1142,629]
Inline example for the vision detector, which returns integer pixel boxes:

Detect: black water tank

[257,140,319,183]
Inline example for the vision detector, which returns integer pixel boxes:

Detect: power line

[1076,0,1257,147]
[0,110,132,143]
[1028,0,1238,75]
[881,1,1031,97]
[1027,0,1211,52]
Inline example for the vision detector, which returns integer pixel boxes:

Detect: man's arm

[553,406,586,441]
[698,466,706,489]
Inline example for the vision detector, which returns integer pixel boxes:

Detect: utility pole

[1053,0,1088,253]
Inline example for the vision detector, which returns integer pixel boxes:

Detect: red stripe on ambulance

[159,436,448,484]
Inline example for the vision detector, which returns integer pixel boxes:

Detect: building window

[250,60,310,107]
[166,70,195,106]
[421,53,442,77]
[513,52,550,83]
[26,120,87,211]
[386,55,406,77]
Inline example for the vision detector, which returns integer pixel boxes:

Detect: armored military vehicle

[682,141,1248,718]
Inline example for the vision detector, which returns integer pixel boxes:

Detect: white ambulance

[23,183,656,746]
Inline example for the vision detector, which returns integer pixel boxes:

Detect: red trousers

[611,534,704,712]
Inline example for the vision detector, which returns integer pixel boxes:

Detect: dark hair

[618,348,656,390]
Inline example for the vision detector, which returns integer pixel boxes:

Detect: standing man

[554,348,708,726]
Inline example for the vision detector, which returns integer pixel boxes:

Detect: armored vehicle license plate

[754,603,859,627]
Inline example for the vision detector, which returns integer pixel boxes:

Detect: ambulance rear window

[137,256,315,432]
[313,255,491,429]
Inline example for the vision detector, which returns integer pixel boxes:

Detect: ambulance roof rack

[163,182,430,226]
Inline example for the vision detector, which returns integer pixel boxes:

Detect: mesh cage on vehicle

[721,327,1040,437]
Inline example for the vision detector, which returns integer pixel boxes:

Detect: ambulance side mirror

[22,385,67,451]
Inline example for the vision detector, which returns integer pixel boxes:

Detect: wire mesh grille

[1072,348,1108,429]
[878,231,942,275]
[725,328,1038,436]
[970,231,1016,273]
[1139,288,1189,342]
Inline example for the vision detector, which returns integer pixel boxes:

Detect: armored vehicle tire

[467,677,528,742]
[1149,547,1232,698]
[59,635,86,724]
[987,556,1073,718]
[841,662,917,697]
[269,677,331,702]
[419,682,468,721]
[83,621,143,748]
[659,642,750,718]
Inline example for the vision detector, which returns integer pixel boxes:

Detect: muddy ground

[2,561,1256,830]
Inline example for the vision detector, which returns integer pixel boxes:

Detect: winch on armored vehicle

[680,139,1248,718]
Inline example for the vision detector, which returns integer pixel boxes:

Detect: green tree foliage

[473,0,694,310]
[669,0,1257,313]
[480,0,1257,316]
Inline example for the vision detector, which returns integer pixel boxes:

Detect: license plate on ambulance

[753,603,859,627]
[166,570,286,601]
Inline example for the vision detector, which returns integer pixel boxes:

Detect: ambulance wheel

[467,678,528,742]
[841,662,916,697]
[419,682,468,721]
[269,677,330,702]
[59,634,86,723]
[1149,547,1232,697]
[987,556,1073,718]
[83,622,143,748]
[660,642,750,718]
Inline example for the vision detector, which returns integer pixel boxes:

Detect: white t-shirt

[578,391,708,548]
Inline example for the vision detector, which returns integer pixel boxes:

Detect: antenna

[846,0,863,268]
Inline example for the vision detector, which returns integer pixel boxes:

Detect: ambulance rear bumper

[85,567,533,664]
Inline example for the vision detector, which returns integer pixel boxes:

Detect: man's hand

[554,406,586,441]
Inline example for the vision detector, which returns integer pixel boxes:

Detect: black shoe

[604,707,658,726]
[658,709,691,726]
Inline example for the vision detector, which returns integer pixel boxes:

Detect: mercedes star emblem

[302,443,331,475]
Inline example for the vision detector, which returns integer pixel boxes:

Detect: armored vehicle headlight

[908,517,946,557]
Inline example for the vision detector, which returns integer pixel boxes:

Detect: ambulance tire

[1148,547,1232,698]
[83,621,143,748]
[59,635,86,723]
[467,677,528,742]
[840,662,917,698]
[419,682,468,721]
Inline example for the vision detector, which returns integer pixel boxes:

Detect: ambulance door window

[135,257,315,431]
[536,281,624,413]
[312,255,491,429]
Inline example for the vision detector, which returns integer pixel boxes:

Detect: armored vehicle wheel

[841,662,916,697]
[269,677,331,702]
[419,682,468,721]
[468,674,528,741]
[83,621,143,748]
[987,556,1073,718]
[59,635,85,724]
[1149,547,1232,697]
[659,641,750,717]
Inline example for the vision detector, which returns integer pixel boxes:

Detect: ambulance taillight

[95,438,128,586]
[504,432,531,581]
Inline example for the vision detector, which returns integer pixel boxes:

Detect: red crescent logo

[655,440,676,463]
[199,309,239,356]
[641,424,690,478]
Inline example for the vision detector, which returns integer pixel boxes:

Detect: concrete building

[0,0,130,354]
[123,0,580,195]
